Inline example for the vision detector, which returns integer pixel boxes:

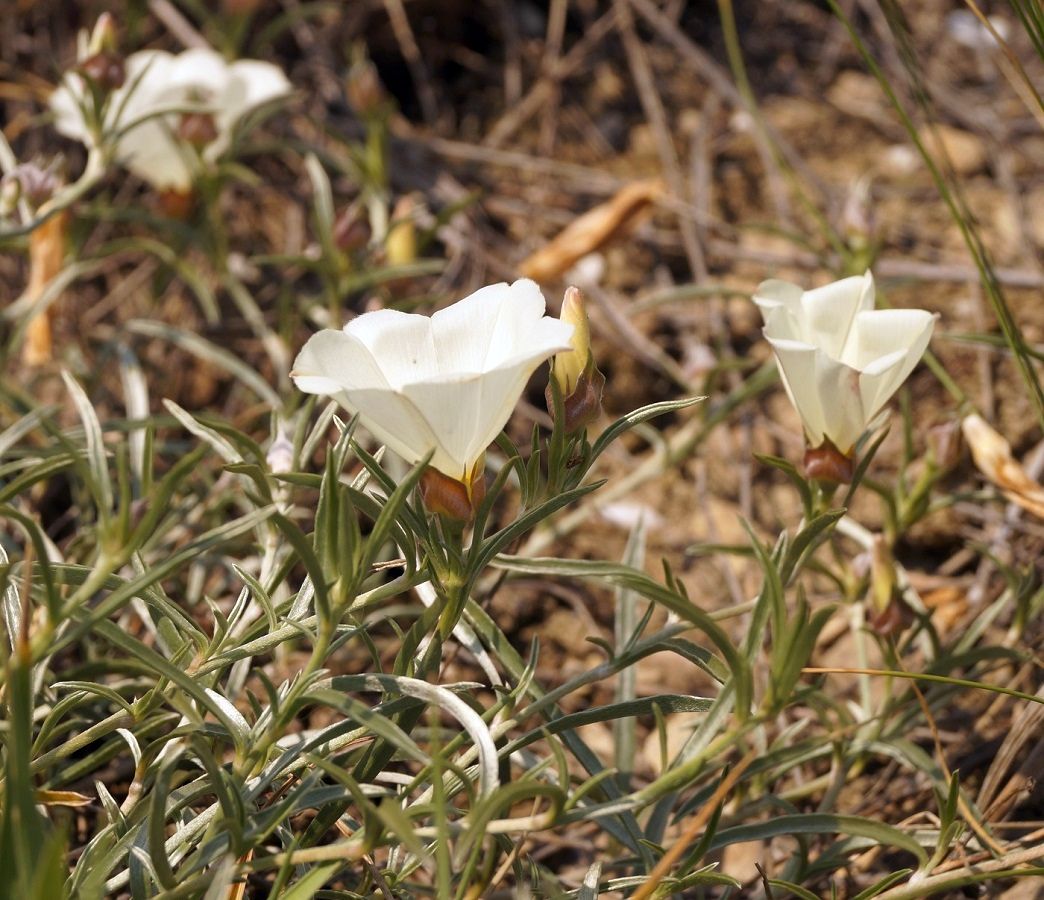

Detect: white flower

[50,48,290,192]
[291,279,575,481]
[754,271,935,454]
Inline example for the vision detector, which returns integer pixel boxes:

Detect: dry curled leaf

[518,178,664,281]
[36,788,92,807]
[961,413,1044,518]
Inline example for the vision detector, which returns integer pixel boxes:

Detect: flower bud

[345,59,385,118]
[547,286,605,433]
[385,195,417,266]
[80,19,125,92]
[88,13,119,56]
[869,535,895,616]
[419,462,486,523]
[177,112,219,149]
[803,440,855,484]
[552,287,590,396]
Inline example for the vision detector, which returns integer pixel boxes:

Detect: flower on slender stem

[291,279,574,519]
[755,271,935,481]
[50,47,291,193]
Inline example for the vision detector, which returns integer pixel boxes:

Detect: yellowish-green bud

[553,286,590,396]
[385,195,417,266]
[869,535,894,616]
[547,286,604,434]
[88,13,119,56]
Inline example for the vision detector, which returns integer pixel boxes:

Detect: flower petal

[291,328,390,393]
[430,279,567,373]
[800,273,873,359]
[117,119,195,191]
[226,60,292,112]
[854,309,935,417]
[753,279,805,342]
[49,75,90,144]
[766,338,829,447]
[343,309,438,388]
[769,337,867,451]
[292,329,450,468]
[401,361,541,477]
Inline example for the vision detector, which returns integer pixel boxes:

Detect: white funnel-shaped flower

[292,279,574,482]
[50,48,290,192]
[755,271,935,454]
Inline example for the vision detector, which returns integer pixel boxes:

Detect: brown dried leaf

[23,209,68,367]
[518,178,664,281]
[36,788,92,807]
[961,413,1044,519]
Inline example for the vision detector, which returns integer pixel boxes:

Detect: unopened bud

[345,59,385,118]
[333,205,371,253]
[547,287,605,433]
[80,51,125,91]
[803,440,855,484]
[88,13,119,56]
[552,287,590,396]
[869,535,895,616]
[177,112,219,149]
[385,195,417,266]
[419,462,486,523]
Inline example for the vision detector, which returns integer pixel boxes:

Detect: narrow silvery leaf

[62,370,114,522]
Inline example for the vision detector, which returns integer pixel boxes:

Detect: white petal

[293,283,573,478]
[291,328,391,393]
[117,119,195,190]
[754,279,805,342]
[402,361,538,477]
[770,338,867,451]
[430,279,539,373]
[337,387,452,470]
[753,278,804,313]
[226,60,291,112]
[766,338,829,447]
[49,76,90,144]
[800,274,872,359]
[853,309,935,417]
[343,309,438,388]
[163,48,234,96]
[843,308,935,370]
[292,330,448,467]
[114,51,177,127]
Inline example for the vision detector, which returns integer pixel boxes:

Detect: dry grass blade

[518,178,664,281]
